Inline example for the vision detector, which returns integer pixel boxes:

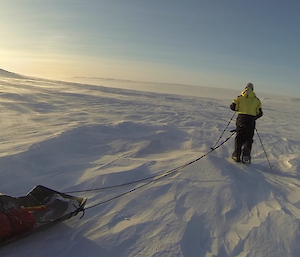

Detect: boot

[232,154,241,162]
[242,155,251,164]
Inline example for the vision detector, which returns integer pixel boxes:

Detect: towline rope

[67,132,235,211]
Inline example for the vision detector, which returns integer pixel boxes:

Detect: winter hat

[246,83,254,90]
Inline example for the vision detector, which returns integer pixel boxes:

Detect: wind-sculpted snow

[0,68,24,79]
[1,74,300,256]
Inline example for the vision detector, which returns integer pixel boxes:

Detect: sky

[1,0,300,96]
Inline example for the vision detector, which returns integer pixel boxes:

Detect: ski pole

[255,128,272,169]
[211,112,236,150]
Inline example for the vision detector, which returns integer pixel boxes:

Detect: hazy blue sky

[1,1,299,96]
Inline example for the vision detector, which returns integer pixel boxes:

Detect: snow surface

[1,71,300,257]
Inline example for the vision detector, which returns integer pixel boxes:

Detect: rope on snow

[66,132,236,211]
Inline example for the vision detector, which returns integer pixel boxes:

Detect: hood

[241,87,256,98]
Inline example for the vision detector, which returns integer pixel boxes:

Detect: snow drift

[1,70,300,257]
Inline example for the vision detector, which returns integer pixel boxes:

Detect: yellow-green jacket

[230,87,262,118]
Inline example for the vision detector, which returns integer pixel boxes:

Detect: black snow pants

[232,114,256,159]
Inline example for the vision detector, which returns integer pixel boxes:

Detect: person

[230,83,263,163]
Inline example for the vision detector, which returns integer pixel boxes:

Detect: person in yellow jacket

[230,83,263,163]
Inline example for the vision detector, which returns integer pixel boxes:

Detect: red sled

[0,185,87,248]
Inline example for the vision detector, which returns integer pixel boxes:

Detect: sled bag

[0,208,35,241]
